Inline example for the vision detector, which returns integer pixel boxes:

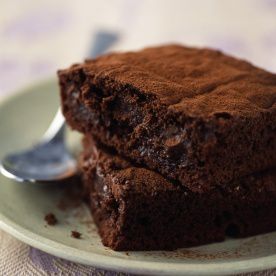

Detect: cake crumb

[71,231,81,239]
[44,213,57,226]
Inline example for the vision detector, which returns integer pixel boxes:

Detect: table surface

[0,0,276,274]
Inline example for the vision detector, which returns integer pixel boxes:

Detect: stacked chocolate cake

[58,45,276,251]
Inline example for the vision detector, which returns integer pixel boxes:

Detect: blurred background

[1,0,276,97]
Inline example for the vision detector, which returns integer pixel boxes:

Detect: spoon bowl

[0,30,119,183]
[0,140,77,182]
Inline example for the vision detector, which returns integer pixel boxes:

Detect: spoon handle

[41,108,66,143]
[41,31,120,145]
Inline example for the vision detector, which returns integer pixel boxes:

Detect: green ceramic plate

[0,78,275,275]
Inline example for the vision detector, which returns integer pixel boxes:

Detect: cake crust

[60,44,276,116]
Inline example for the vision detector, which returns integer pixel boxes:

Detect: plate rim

[0,78,275,275]
[1,212,276,276]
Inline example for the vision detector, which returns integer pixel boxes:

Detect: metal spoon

[0,31,119,183]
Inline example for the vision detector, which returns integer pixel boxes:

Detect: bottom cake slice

[80,137,276,251]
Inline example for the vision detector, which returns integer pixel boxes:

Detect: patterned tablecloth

[0,0,276,275]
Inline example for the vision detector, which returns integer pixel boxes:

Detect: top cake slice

[58,44,276,192]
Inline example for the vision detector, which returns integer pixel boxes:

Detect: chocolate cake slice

[80,136,276,251]
[59,45,276,192]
